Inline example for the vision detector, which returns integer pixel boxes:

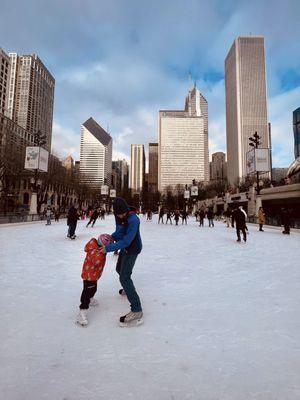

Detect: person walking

[100,197,143,327]
[257,207,266,231]
[207,208,214,227]
[67,205,79,239]
[232,206,247,242]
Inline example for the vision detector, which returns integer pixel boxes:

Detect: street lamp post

[28,130,47,215]
[249,131,261,195]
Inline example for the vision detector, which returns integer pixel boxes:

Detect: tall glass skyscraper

[293,107,300,159]
[225,36,270,185]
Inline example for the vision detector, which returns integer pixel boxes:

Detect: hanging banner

[38,147,49,172]
[101,185,109,195]
[25,147,39,170]
[191,186,198,196]
[184,190,190,199]
[110,189,116,198]
[246,149,255,174]
[25,147,49,171]
[255,148,270,172]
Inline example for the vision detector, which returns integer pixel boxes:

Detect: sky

[0,0,300,168]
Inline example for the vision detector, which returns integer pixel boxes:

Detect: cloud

[1,0,299,167]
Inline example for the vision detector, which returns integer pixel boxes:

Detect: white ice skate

[89,297,99,306]
[76,309,88,326]
[119,311,143,327]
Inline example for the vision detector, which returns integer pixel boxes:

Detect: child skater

[76,233,113,326]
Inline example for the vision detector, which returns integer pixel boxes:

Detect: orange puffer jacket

[81,238,106,281]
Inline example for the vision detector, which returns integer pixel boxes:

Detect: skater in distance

[100,197,143,327]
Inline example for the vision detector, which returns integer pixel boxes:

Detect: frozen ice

[0,216,300,400]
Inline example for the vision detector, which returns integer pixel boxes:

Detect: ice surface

[0,216,300,400]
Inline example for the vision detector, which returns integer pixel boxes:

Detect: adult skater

[224,209,231,228]
[45,206,52,225]
[174,209,180,226]
[232,205,247,242]
[281,207,291,234]
[158,208,164,224]
[199,209,205,226]
[67,205,79,239]
[181,209,188,225]
[257,207,265,231]
[100,197,143,327]
[86,208,99,228]
[146,209,152,221]
[207,208,214,227]
[166,210,173,224]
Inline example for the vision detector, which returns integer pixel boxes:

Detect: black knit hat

[113,197,129,215]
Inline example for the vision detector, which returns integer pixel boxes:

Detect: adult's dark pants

[116,251,142,312]
[259,223,263,231]
[236,226,246,241]
[199,218,204,226]
[68,221,77,237]
[80,280,97,309]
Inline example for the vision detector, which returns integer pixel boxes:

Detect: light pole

[249,131,261,195]
[28,130,47,215]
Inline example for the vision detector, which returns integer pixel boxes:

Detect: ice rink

[1,215,300,400]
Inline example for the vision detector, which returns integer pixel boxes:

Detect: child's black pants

[80,280,97,309]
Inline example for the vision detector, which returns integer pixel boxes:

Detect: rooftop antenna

[107,122,109,134]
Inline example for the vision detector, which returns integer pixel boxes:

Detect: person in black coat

[232,206,247,242]
[199,209,205,226]
[281,207,291,234]
[207,208,214,227]
[86,209,99,228]
[67,205,79,239]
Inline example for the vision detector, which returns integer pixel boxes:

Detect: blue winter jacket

[105,212,142,255]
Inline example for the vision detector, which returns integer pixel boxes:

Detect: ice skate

[119,289,126,296]
[76,309,88,326]
[119,311,143,327]
[70,235,76,240]
[89,297,99,306]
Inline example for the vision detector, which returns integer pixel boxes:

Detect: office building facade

[148,143,158,192]
[158,85,209,192]
[225,36,270,185]
[80,117,112,188]
[7,53,55,151]
[210,152,227,181]
[293,107,300,159]
[130,144,145,193]
[0,48,10,116]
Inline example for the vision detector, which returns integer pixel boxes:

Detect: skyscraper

[112,159,129,193]
[7,53,55,151]
[158,84,209,192]
[148,143,158,192]
[0,48,10,116]
[80,117,112,188]
[293,107,300,159]
[225,36,270,185]
[130,144,145,193]
[210,152,227,181]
